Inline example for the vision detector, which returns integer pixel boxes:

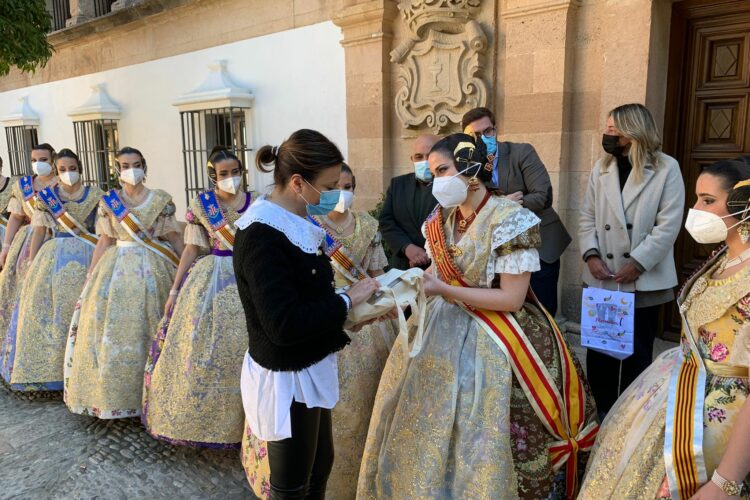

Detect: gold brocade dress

[64,188,179,419]
[239,211,397,500]
[3,184,102,391]
[142,191,254,448]
[579,252,750,499]
[0,176,16,246]
[357,196,596,499]
[0,175,57,384]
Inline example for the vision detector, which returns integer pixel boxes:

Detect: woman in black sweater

[233,129,379,499]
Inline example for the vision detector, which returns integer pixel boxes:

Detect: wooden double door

[662,0,750,336]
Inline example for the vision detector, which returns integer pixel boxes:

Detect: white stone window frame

[173,61,255,206]
[1,97,41,177]
[68,84,122,191]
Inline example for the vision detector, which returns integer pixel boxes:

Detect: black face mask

[602,134,626,157]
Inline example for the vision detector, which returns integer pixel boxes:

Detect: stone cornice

[333,0,399,47]
[48,0,197,48]
[502,0,581,19]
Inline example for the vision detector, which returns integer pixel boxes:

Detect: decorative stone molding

[391,0,488,133]
[502,0,581,19]
[172,60,254,112]
[111,0,144,11]
[68,84,122,122]
[1,97,40,127]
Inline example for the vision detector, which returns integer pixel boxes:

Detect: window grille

[179,107,251,205]
[93,0,116,16]
[51,0,71,31]
[73,119,120,191]
[4,125,39,176]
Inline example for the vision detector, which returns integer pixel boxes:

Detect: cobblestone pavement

[0,389,252,500]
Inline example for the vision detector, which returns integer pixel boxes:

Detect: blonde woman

[578,103,685,417]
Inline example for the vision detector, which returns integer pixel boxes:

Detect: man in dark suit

[379,134,439,270]
[462,107,571,316]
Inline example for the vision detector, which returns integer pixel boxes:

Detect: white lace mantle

[235,196,325,254]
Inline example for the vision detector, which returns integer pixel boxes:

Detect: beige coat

[579,152,685,293]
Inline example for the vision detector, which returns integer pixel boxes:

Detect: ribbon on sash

[102,190,179,266]
[36,186,98,247]
[663,249,727,499]
[307,215,369,283]
[19,175,36,214]
[425,207,598,499]
[197,190,244,251]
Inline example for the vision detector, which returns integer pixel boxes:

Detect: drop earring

[739,221,750,244]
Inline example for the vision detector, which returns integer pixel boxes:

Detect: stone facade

[0,0,679,324]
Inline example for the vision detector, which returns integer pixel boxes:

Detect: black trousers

[266,401,334,499]
[530,259,561,317]
[586,304,661,416]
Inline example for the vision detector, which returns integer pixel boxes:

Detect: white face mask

[217,176,242,195]
[120,167,145,186]
[333,190,355,213]
[59,171,80,187]
[431,165,478,208]
[32,161,53,177]
[684,208,750,244]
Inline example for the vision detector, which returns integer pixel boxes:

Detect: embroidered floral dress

[64,188,179,418]
[142,191,254,447]
[579,250,750,499]
[357,195,596,499]
[2,184,102,391]
[0,176,16,246]
[0,175,57,381]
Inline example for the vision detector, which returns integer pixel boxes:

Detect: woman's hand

[423,271,446,297]
[614,260,642,284]
[690,480,737,500]
[346,278,380,306]
[586,256,614,281]
[0,246,8,270]
[164,295,177,316]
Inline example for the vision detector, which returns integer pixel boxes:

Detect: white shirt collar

[235,195,325,254]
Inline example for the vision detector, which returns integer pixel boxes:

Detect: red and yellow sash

[663,249,726,499]
[425,207,598,499]
[308,215,369,283]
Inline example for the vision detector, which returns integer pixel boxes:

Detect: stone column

[499,0,581,320]
[66,0,96,26]
[333,0,399,210]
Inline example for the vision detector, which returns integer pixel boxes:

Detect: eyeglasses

[474,126,497,138]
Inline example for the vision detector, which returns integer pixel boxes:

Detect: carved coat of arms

[391,0,489,133]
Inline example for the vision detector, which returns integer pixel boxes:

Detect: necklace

[718,246,750,274]
[323,213,354,235]
[455,191,491,233]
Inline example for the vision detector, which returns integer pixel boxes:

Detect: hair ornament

[733,179,750,190]
[271,146,279,158]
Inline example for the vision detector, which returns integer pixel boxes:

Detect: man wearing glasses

[461,107,571,317]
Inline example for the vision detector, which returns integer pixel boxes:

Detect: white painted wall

[0,21,347,217]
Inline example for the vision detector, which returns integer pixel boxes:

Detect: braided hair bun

[429,133,493,185]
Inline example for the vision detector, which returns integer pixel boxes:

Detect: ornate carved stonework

[391,0,488,133]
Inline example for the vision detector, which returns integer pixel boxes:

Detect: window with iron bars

[180,107,251,206]
[94,0,117,16]
[4,125,39,176]
[73,120,120,191]
[50,0,71,31]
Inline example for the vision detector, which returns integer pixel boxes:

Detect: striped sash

[663,249,725,499]
[197,190,245,250]
[0,214,7,228]
[37,186,98,247]
[102,190,179,266]
[307,215,369,282]
[425,207,598,499]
